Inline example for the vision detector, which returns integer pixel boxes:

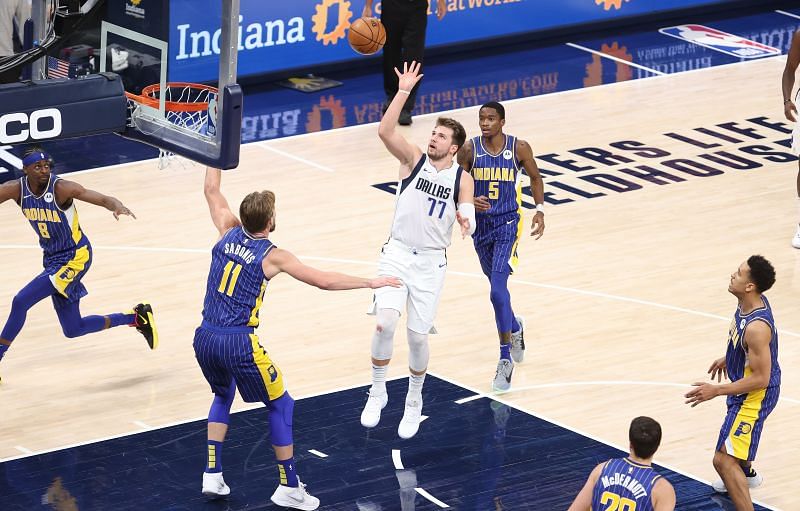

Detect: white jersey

[389,154,463,251]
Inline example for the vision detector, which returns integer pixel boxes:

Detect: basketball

[348,17,386,55]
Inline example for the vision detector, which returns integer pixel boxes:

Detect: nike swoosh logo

[139,317,149,326]
[506,219,515,224]
[475,153,488,158]
[438,263,447,268]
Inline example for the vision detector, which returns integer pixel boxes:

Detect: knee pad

[372,309,399,360]
[268,392,295,447]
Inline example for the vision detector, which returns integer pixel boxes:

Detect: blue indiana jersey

[470,134,523,217]
[202,226,275,328]
[591,458,663,511]
[725,296,781,407]
[19,175,89,258]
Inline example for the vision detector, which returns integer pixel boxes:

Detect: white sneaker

[271,480,320,510]
[398,394,423,439]
[360,390,388,428]
[510,315,526,363]
[792,225,800,249]
[201,471,230,498]
[711,471,763,493]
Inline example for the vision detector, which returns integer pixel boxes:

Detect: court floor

[1,45,799,511]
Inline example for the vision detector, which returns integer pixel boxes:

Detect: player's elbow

[378,123,394,140]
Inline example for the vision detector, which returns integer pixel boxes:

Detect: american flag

[47,57,71,79]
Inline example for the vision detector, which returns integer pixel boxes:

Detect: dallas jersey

[20,175,88,257]
[201,226,275,328]
[470,134,523,218]
[591,458,663,511]
[389,154,463,250]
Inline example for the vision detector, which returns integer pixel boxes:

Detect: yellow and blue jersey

[725,296,781,404]
[470,135,525,275]
[201,226,275,328]
[591,458,662,511]
[19,175,92,303]
[716,296,781,461]
[470,134,523,219]
[20,175,88,258]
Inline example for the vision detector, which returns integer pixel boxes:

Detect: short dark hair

[23,145,45,158]
[480,101,505,120]
[629,416,662,459]
[239,190,275,234]
[435,117,466,150]
[747,255,776,293]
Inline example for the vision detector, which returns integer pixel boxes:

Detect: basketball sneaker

[792,225,800,249]
[270,479,320,510]
[132,303,158,349]
[398,394,423,439]
[201,471,230,498]
[493,359,514,393]
[510,315,526,363]
[360,390,388,428]
[711,470,763,493]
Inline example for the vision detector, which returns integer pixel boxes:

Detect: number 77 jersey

[202,226,275,328]
[389,154,464,251]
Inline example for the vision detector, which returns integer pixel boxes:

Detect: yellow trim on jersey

[69,205,83,244]
[248,280,268,327]
[278,464,288,485]
[725,368,767,461]
[52,246,91,296]
[508,215,524,273]
[249,334,285,400]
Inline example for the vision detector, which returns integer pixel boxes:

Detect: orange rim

[125,82,218,113]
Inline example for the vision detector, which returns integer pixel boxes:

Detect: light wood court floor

[1,57,798,509]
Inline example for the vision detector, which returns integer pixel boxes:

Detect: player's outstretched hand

[113,204,136,220]
[394,61,424,94]
[370,276,403,289]
[684,382,719,407]
[707,357,728,382]
[456,211,471,238]
[473,195,490,213]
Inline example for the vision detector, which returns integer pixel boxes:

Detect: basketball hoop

[125,82,219,169]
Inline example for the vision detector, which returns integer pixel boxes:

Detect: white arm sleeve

[457,202,476,236]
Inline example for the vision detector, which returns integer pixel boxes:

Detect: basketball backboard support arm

[31,0,48,80]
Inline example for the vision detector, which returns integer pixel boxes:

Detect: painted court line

[308,449,328,458]
[566,42,665,75]
[776,9,800,20]
[14,446,33,454]
[392,449,404,470]
[415,487,450,508]
[455,394,483,404]
[133,420,152,429]
[256,143,336,173]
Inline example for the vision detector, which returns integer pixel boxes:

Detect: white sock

[371,365,387,395]
[408,373,425,396]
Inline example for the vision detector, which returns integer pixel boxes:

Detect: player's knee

[712,450,730,471]
[61,324,83,338]
[489,285,509,306]
[376,310,399,337]
[10,293,30,312]
[267,392,294,446]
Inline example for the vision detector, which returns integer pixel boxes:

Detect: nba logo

[205,94,218,137]
[659,25,780,59]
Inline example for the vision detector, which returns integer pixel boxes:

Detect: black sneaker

[133,303,158,350]
[398,110,412,125]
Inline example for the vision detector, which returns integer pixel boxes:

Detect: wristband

[535,204,544,213]
[398,89,411,95]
